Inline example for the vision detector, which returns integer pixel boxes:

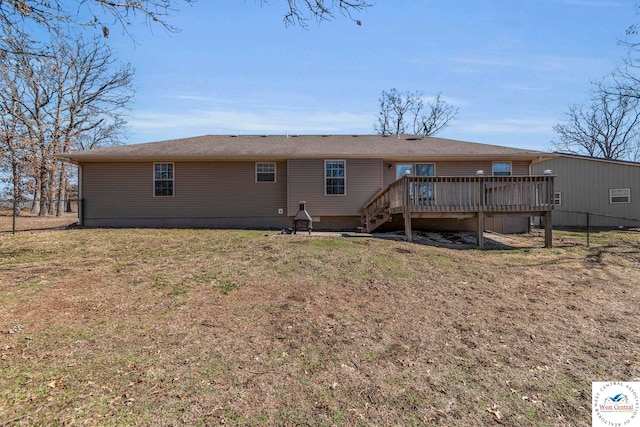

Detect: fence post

[12,198,17,234]
[586,212,590,247]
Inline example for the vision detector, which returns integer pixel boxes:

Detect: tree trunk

[47,163,57,216]
[57,163,67,217]
[39,165,49,217]
[11,158,21,217]
[31,174,41,215]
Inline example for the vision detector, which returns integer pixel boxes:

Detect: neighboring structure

[58,134,556,246]
[532,153,640,228]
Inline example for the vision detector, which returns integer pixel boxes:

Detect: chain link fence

[2,202,638,254]
[547,210,640,249]
[0,199,80,234]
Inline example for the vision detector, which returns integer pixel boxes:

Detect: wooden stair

[361,186,393,233]
[366,211,391,233]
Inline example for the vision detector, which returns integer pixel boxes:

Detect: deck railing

[363,175,554,222]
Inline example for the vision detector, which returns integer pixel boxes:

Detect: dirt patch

[1,229,639,425]
[375,230,541,249]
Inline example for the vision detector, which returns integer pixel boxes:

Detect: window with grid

[325,160,346,195]
[154,163,174,197]
[553,192,562,205]
[256,162,276,182]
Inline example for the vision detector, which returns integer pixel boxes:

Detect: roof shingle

[58,134,552,162]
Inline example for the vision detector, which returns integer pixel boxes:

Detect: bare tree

[0,31,133,215]
[0,0,371,55]
[413,93,459,137]
[552,82,640,160]
[555,10,640,161]
[0,61,28,211]
[0,1,196,44]
[375,89,419,136]
[76,116,129,150]
[374,89,458,137]
[613,17,640,100]
[282,0,370,27]
[633,142,640,162]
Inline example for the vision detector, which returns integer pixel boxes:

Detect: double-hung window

[325,160,346,195]
[256,162,276,182]
[154,163,174,197]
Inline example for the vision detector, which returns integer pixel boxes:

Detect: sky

[105,0,636,152]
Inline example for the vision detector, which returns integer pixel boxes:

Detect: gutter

[55,153,555,163]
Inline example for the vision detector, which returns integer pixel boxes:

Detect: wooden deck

[361,175,555,247]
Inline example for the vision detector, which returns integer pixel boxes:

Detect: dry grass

[0,210,78,233]
[0,229,639,426]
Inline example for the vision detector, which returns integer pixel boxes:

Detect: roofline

[553,152,640,167]
[56,153,555,163]
[531,152,560,165]
[54,134,555,163]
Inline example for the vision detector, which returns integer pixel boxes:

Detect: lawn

[1,229,639,426]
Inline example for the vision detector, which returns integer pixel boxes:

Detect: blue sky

[107,0,635,151]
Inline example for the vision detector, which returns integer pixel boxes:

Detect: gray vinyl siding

[80,157,539,230]
[287,159,383,216]
[382,160,531,187]
[382,162,396,189]
[435,161,530,176]
[533,156,640,226]
[82,162,287,220]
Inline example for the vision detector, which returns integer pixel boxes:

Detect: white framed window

[492,161,512,176]
[325,160,346,195]
[609,188,631,204]
[154,163,174,197]
[256,162,276,183]
[553,192,562,205]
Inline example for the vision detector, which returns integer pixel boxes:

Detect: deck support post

[404,212,413,242]
[477,212,485,248]
[544,211,553,248]
[363,212,370,233]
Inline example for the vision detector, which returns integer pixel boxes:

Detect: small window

[325,160,346,195]
[154,163,174,197]
[492,161,512,176]
[609,188,631,204]
[553,192,562,205]
[256,162,276,182]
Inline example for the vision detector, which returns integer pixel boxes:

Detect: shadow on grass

[373,230,544,251]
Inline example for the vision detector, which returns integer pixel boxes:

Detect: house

[57,134,556,246]
[532,153,640,228]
